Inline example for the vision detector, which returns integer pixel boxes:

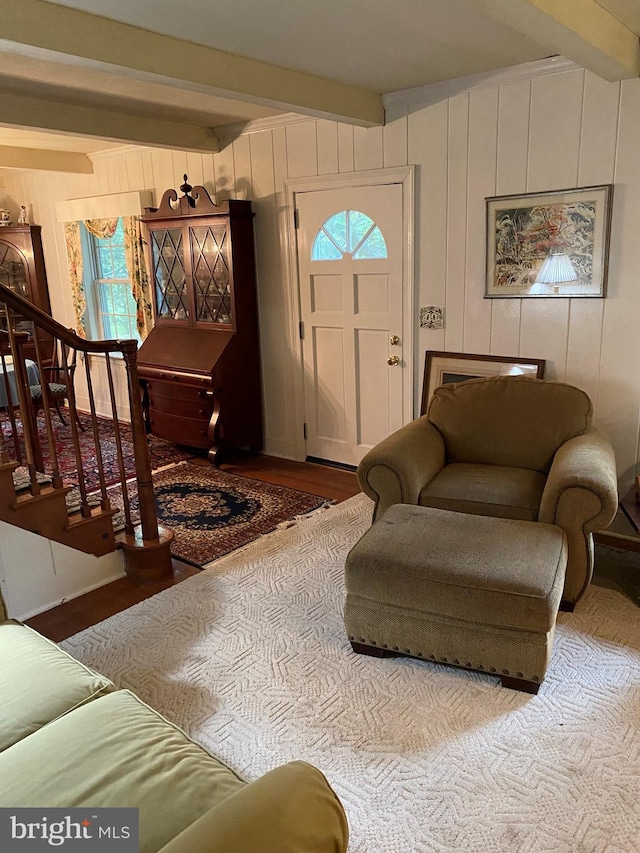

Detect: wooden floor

[25,454,360,643]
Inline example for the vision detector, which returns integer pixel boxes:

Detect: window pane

[311,230,342,261]
[98,282,112,315]
[102,315,116,339]
[348,211,375,253]
[114,315,132,339]
[323,212,347,252]
[353,226,388,259]
[111,282,130,315]
[112,251,128,279]
[98,247,114,278]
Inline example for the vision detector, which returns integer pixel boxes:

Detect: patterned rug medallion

[106,461,331,566]
[62,495,640,852]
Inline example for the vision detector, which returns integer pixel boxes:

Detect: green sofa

[0,590,348,853]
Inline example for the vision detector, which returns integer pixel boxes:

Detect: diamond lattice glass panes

[0,243,34,337]
[190,224,232,324]
[150,228,188,320]
[311,210,388,261]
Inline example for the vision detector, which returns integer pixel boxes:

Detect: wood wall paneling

[596,79,640,484]
[445,94,469,354]
[463,88,498,355]
[337,124,355,173]
[408,99,449,408]
[353,125,383,172]
[383,104,408,169]
[3,64,640,487]
[490,79,530,357]
[285,121,318,179]
[317,121,339,176]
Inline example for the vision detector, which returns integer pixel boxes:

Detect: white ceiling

[45,0,551,93]
[0,0,638,162]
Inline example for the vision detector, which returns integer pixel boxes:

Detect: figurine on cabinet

[17,206,28,225]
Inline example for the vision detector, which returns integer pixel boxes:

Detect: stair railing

[0,282,173,579]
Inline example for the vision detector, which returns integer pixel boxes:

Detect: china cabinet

[0,224,54,364]
[137,177,262,464]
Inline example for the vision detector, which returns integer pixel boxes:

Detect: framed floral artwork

[420,351,545,414]
[485,185,613,298]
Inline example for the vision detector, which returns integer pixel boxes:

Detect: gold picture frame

[421,351,545,414]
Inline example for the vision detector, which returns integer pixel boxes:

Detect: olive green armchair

[357,375,618,608]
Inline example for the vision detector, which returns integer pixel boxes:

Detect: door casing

[283,166,415,462]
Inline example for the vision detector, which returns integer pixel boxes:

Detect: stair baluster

[32,331,63,490]
[105,352,134,535]
[0,281,173,578]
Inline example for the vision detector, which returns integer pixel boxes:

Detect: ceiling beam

[0,91,220,153]
[479,0,640,81]
[0,144,93,173]
[2,0,384,127]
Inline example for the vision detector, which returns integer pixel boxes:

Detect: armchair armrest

[539,427,618,530]
[357,416,445,520]
[539,426,618,603]
[157,761,348,853]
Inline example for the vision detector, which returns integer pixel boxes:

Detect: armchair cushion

[428,376,592,472]
[420,463,547,522]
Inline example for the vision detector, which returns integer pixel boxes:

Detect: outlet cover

[420,306,444,329]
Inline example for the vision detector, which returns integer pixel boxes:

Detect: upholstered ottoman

[344,504,567,693]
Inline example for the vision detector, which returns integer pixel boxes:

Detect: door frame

[283,166,415,462]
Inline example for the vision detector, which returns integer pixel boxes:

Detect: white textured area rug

[62,494,640,852]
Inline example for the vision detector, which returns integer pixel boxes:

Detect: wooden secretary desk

[137,176,262,464]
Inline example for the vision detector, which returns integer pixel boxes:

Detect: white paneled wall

[3,65,640,488]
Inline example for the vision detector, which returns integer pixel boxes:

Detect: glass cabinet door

[189,223,233,325]
[149,227,189,322]
[0,242,35,336]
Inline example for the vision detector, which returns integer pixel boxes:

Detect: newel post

[118,341,174,582]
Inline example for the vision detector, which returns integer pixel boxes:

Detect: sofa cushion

[428,376,592,472]
[0,621,113,752]
[0,689,246,853]
[419,462,546,521]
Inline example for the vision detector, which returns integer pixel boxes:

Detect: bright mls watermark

[0,809,138,851]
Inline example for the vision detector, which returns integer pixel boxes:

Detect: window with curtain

[63,213,153,342]
[82,218,141,343]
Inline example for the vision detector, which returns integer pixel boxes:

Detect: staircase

[0,282,173,582]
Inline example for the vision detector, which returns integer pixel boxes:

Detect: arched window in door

[311,210,388,260]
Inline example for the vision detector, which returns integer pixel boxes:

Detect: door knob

[389,335,400,345]
[387,355,400,366]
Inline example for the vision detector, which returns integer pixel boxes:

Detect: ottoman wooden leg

[350,642,397,658]
[500,674,540,694]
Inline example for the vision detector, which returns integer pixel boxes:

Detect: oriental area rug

[106,461,332,566]
[62,494,640,853]
[5,410,190,491]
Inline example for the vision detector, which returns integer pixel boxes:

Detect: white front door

[295,183,404,467]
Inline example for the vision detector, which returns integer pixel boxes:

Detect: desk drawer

[148,410,211,448]
[145,378,212,403]
[148,390,214,420]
